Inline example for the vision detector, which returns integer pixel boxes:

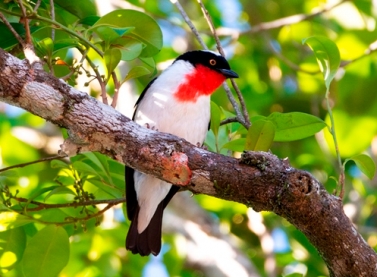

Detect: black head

[175,50,239,78]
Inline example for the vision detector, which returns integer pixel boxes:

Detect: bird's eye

[209,59,217,66]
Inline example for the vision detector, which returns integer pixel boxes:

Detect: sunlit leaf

[268,112,327,141]
[0,228,26,270]
[111,37,143,61]
[21,225,69,277]
[0,23,40,50]
[44,186,75,201]
[34,37,54,58]
[104,48,121,75]
[53,39,81,53]
[50,159,69,169]
[93,9,162,57]
[123,66,151,83]
[54,0,96,19]
[78,15,100,26]
[303,36,341,89]
[345,154,376,179]
[245,120,275,151]
[72,161,100,177]
[0,212,34,231]
[210,101,222,138]
[221,138,246,152]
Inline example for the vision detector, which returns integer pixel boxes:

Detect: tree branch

[0,48,376,276]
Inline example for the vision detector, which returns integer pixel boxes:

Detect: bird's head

[171,50,238,102]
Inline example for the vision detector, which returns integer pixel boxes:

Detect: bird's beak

[218,68,239,78]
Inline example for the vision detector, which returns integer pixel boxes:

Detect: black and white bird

[125,50,238,256]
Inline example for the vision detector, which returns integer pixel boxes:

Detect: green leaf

[221,138,246,152]
[21,225,69,277]
[72,161,100,177]
[0,23,40,50]
[346,154,376,179]
[93,9,163,57]
[139,57,156,68]
[44,186,75,201]
[104,48,121,75]
[50,159,69,169]
[34,37,54,58]
[0,228,26,270]
[303,36,341,89]
[92,25,135,43]
[123,66,151,83]
[54,0,97,19]
[0,212,34,231]
[268,112,327,142]
[53,39,81,53]
[88,179,123,198]
[111,37,143,61]
[245,120,275,151]
[78,15,100,26]
[210,101,222,138]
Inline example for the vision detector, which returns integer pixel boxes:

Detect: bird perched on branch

[125,50,238,256]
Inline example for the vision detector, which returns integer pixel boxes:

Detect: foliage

[0,0,377,277]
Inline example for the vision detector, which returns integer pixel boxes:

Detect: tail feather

[126,203,164,256]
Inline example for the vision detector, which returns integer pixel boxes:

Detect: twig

[17,0,32,45]
[0,155,67,173]
[0,12,25,47]
[78,49,108,104]
[49,0,55,41]
[13,197,126,212]
[220,117,239,126]
[341,39,377,67]
[111,71,120,108]
[244,0,348,34]
[13,202,120,226]
[197,0,251,129]
[171,0,207,49]
[263,33,320,74]
[172,0,250,129]
[33,0,42,12]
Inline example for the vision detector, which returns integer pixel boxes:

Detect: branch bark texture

[0,49,376,276]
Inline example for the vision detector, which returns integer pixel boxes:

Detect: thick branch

[0,48,376,276]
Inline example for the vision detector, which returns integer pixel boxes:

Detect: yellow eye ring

[209,59,217,66]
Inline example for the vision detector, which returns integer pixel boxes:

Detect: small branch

[12,197,126,212]
[220,117,239,126]
[33,0,42,12]
[171,0,207,49]
[79,49,108,104]
[111,71,120,108]
[172,0,250,129]
[244,0,348,34]
[49,0,55,41]
[264,34,320,74]
[0,12,25,47]
[197,0,250,129]
[0,155,67,173]
[341,39,377,67]
[17,0,32,45]
[325,92,344,198]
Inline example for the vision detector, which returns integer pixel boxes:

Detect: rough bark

[0,48,376,276]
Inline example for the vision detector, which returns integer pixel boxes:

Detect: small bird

[125,50,238,256]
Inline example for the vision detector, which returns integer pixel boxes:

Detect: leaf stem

[325,89,344,198]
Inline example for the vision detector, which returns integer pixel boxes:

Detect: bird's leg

[144,123,159,131]
[196,142,208,150]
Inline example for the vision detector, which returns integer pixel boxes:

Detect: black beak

[218,68,239,78]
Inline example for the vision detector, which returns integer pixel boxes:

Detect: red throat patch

[174,64,226,102]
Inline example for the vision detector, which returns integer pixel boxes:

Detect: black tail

[125,202,164,256]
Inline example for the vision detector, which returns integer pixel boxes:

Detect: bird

[125,50,238,256]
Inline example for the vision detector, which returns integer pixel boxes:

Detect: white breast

[134,60,211,145]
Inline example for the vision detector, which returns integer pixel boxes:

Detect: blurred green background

[1,0,377,276]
